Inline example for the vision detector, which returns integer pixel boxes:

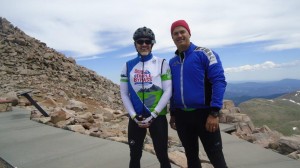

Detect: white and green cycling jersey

[120,53,172,118]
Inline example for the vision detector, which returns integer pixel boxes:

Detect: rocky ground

[0,158,13,168]
[1,93,300,168]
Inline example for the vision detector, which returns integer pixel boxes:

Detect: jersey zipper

[142,57,145,115]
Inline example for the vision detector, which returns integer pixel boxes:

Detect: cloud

[118,52,137,58]
[76,56,104,61]
[265,34,300,50]
[225,60,300,73]
[1,0,300,59]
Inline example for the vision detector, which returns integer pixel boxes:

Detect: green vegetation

[239,97,300,136]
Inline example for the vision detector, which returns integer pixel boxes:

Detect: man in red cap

[169,20,228,168]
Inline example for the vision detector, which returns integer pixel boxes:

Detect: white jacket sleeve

[120,82,136,118]
[154,59,172,113]
[120,64,136,118]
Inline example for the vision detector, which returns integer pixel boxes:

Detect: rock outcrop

[0,17,122,111]
[221,100,300,160]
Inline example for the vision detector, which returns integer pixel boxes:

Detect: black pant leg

[128,118,147,168]
[149,116,171,168]
[197,110,228,168]
[175,110,201,168]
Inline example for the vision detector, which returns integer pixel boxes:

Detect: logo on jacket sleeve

[196,47,218,66]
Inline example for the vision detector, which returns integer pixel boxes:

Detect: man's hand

[205,115,219,132]
[138,116,153,128]
[132,115,150,128]
[132,115,143,125]
[140,111,158,128]
[169,116,176,130]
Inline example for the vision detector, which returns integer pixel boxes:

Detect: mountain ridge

[225,78,300,105]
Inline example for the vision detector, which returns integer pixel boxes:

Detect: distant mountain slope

[225,79,300,105]
[278,91,300,103]
[238,91,300,136]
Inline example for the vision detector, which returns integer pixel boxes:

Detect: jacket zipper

[180,52,187,109]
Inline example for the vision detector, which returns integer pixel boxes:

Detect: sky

[1,0,300,84]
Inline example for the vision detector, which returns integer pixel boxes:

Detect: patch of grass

[239,98,300,136]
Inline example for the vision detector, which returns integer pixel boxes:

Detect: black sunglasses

[136,39,152,45]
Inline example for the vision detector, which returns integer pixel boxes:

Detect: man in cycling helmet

[120,26,172,168]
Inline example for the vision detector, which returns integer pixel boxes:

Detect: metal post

[19,90,49,117]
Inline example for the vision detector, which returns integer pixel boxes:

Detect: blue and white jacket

[169,42,227,113]
[120,53,172,118]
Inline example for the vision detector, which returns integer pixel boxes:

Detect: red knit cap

[171,20,191,35]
